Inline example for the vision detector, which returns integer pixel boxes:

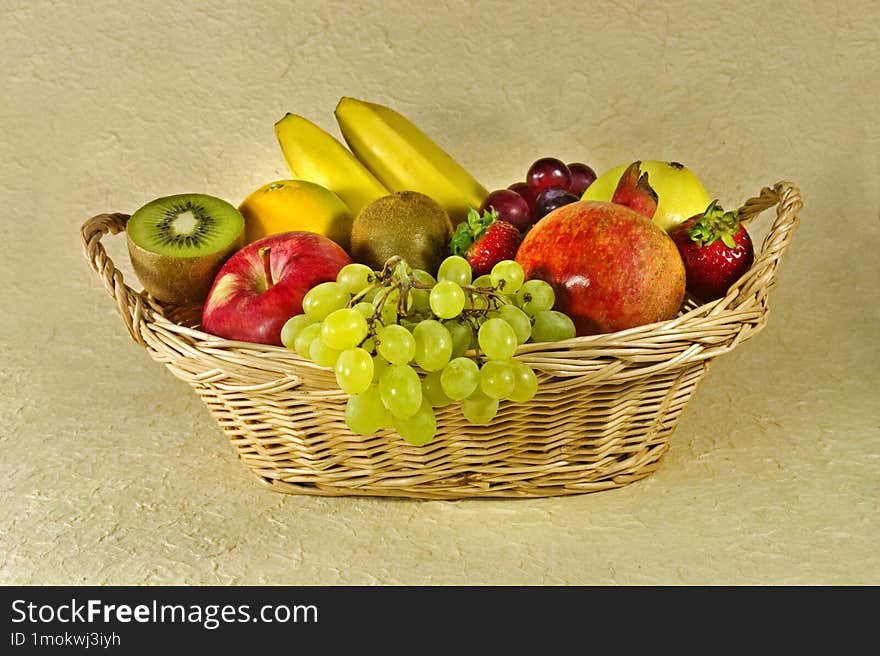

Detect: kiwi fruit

[350,191,453,274]
[126,193,245,306]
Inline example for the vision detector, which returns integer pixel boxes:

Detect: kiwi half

[126,193,245,306]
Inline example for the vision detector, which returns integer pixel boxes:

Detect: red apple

[201,231,351,345]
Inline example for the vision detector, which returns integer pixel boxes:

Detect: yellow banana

[274,113,389,217]
[334,97,488,226]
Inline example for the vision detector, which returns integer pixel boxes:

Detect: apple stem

[259,247,274,289]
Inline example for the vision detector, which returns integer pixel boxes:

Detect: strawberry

[671,200,755,302]
[449,207,522,276]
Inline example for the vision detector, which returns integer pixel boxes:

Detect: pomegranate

[516,162,686,336]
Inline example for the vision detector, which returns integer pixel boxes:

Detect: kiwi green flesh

[127,193,244,257]
[126,193,245,306]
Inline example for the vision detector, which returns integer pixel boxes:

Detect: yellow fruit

[274,113,389,217]
[238,180,353,249]
[334,97,489,227]
[582,160,712,233]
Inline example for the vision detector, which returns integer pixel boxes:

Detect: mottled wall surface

[1,0,877,584]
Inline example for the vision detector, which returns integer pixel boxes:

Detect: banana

[334,97,489,226]
[274,113,390,217]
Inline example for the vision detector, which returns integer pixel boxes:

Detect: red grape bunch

[479,157,596,234]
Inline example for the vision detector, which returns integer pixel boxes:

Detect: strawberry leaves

[450,207,499,257]
[685,200,742,249]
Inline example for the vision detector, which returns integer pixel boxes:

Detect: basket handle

[80,212,157,346]
[721,181,803,309]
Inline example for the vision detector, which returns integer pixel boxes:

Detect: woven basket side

[179,343,711,498]
[79,182,802,498]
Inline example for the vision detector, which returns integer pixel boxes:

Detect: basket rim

[81,181,802,359]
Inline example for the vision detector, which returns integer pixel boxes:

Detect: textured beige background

[2,0,877,585]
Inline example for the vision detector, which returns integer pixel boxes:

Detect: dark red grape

[507,181,537,212]
[526,157,572,194]
[567,162,597,196]
[480,189,532,232]
[533,187,579,221]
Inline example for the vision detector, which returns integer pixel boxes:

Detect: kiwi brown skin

[350,191,453,274]
[126,229,244,306]
[125,194,245,306]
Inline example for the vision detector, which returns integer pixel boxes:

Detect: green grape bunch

[280,255,576,445]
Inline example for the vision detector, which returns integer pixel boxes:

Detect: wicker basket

[81,182,802,499]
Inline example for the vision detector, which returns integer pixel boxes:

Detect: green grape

[393,399,437,446]
[531,310,577,343]
[472,274,494,289]
[334,347,374,395]
[440,357,480,401]
[479,359,516,399]
[280,314,316,351]
[321,307,368,350]
[478,318,518,361]
[345,385,389,435]
[352,302,376,319]
[437,255,473,286]
[310,337,341,368]
[376,324,416,365]
[516,279,555,316]
[465,290,490,311]
[411,269,436,286]
[461,389,499,425]
[379,364,422,418]
[336,263,374,295]
[429,280,466,319]
[375,286,413,325]
[371,354,390,382]
[490,260,525,293]
[491,305,531,345]
[508,360,539,403]
[422,369,453,408]
[412,320,453,371]
[360,286,379,303]
[409,287,431,315]
[302,281,350,320]
[293,322,323,359]
[445,320,474,358]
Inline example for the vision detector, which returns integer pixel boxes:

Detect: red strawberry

[672,200,755,302]
[449,207,522,276]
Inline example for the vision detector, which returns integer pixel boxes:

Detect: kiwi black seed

[126,193,244,306]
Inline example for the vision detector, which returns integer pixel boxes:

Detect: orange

[238,179,353,249]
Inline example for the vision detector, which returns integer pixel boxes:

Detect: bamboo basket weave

[81,182,802,499]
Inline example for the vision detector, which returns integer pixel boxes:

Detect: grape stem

[348,256,515,347]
